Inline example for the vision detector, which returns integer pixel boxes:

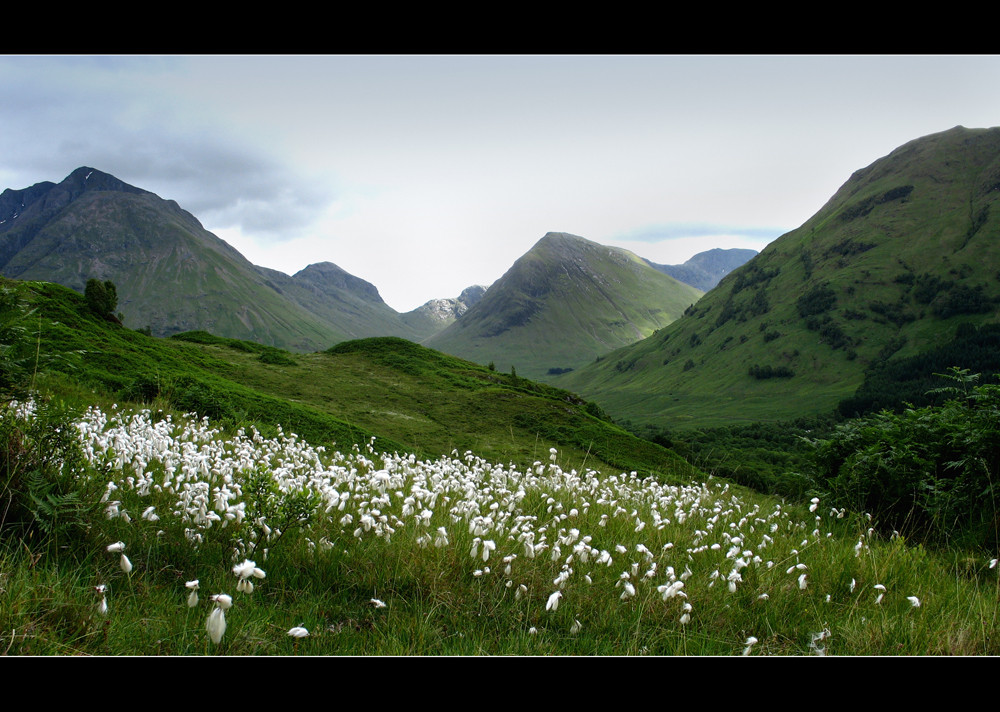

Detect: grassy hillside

[9,277,696,483]
[560,126,1000,429]
[425,233,703,381]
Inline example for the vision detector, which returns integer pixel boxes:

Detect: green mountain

[559,126,1000,429]
[0,167,432,351]
[646,247,758,292]
[423,232,704,381]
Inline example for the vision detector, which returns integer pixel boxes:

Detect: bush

[84,279,118,319]
[814,368,1000,547]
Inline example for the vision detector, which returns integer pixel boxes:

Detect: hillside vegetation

[560,126,1000,429]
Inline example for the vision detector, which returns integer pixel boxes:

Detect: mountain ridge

[558,125,1000,429]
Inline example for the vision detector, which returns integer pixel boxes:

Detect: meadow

[3,396,999,655]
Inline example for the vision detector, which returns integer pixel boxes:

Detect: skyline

[2,55,999,311]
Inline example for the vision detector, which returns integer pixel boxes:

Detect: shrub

[815,368,1000,548]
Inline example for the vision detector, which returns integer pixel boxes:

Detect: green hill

[424,232,703,381]
[6,277,696,482]
[559,126,1000,429]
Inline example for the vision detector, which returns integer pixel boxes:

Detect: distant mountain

[0,167,429,350]
[559,126,1000,429]
[424,232,703,380]
[646,247,758,292]
[402,285,488,340]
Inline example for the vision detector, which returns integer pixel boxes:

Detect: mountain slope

[0,167,424,350]
[424,232,703,380]
[646,247,758,292]
[559,126,1000,429]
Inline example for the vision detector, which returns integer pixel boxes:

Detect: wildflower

[95,584,108,616]
[206,607,227,645]
[570,619,582,635]
[185,580,200,608]
[232,559,266,580]
[809,497,820,513]
[120,555,133,575]
[798,573,807,590]
[849,578,856,594]
[106,541,126,553]
[529,627,538,635]
[549,447,558,463]
[287,626,309,638]
[742,636,759,656]
[546,591,562,612]
[481,539,496,562]
[434,527,449,548]
[370,598,387,609]
[206,594,232,645]
[907,596,921,608]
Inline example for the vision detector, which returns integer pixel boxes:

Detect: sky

[1,54,999,312]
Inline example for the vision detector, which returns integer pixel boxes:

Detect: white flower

[907,596,921,608]
[120,554,133,575]
[797,573,807,590]
[210,593,233,610]
[742,636,759,655]
[546,591,562,611]
[106,541,125,553]
[434,527,449,548]
[370,598,387,609]
[206,606,226,645]
[186,580,200,608]
[570,619,582,634]
[233,559,265,580]
[287,626,309,638]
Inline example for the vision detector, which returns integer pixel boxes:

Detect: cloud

[0,56,335,241]
[613,223,788,243]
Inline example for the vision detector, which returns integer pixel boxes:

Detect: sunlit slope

[424,232,703,381]
[14,278,696,482]
[559,126,1000,429]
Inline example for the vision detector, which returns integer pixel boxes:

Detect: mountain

[558,126,1000,429]
[423,232,704,380]
[401,285,488,340]
[0,167,428,350]
[646,248,758,292]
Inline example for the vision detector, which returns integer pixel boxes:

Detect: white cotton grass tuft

[907,596,921,608]
[742,636,759,655]
[546,591,562,612]
[185,580,200,608]
[120,554,133,575]
[206,595,232,645]
[370,598,387,609]
[287,626,309,638]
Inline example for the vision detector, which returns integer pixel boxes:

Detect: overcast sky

[2,54,999,311]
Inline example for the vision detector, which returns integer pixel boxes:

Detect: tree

[85,279,118,320]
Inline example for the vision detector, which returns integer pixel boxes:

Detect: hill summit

[424,232,703,380]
